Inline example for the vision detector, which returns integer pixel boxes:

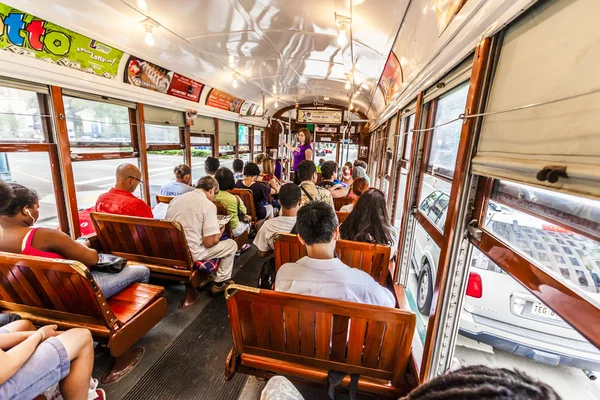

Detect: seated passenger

[340,189,398,259]
[353,160,371,184]
[0,183,150,299]
[318,161,347,199]
[95,163,153,218]
[275,202,395,307]
[166,176,237,295]
[316,158,325,174]
[232,158,244,181]
[160,164,194,196]
[254,183,302,257]
[297,160,333,207]
[259,157,281,194]
[351,165,370,188]
[0,318,101,400]
[204,156,220,177]
[340,177,369,212]
[214,168,250,238]
[254,152,266,168]
[235,162,274,221]
[341,165,353,185]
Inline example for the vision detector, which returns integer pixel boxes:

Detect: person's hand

[220,225,226,234]
[37,325,58,341]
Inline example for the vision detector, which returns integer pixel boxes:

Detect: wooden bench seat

[333,196,353,211]
[91,212,211,310]
[0,252,167,383]
[336,211,350,224]
[225,285,415,397]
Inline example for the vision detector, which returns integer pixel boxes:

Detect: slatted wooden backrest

[90,212,194,269]
[156,195,174,204]
[228,189,256,221]
[336,211,349,224]
[226,285,415,389]
[0,252,116,328]
[212,201,228,216]
[333,197,353,211]
[274,233,391,285]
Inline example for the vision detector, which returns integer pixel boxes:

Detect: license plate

[530,302,561,321]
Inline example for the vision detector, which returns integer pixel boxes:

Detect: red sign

[206,89,244,113]
[167,73,204,102]
[378,51,403,105]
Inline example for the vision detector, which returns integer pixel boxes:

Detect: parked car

[412,190,600,370]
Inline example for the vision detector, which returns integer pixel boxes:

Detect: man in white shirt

[275,201,395,307]
[254,183,301,257]
[165,176,238,295]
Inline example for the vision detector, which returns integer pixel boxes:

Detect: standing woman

[284,128,313,184]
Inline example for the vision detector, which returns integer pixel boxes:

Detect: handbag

[258,257,276,289]
[93,253,127,273]
[236,196,252,224]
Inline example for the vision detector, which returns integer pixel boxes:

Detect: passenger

[95,163,153,218]
[165,176,237,295]
[341,165,353,186]
[318,161,347,199]
[259,157,281,194]
[0,183,150,299]
[159,164,194,196]
[204,156,220,177]
[316,158,325,174]
[340,177,369,212]
[297,160,333,207]
[352,165,370,186]
[284,128,312,184]
[232,158,244,181]
[0,318,102,400]
[353,160,370,184]
[340,188,398,259]
[254,152,267,168]
[235,162,274,221]
[214,168,250,238]
[254,183,302,257]
[275,202,395,307]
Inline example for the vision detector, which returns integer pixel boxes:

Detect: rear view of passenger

[95,163,153,219]
[235,162,274,221]
[160,164,194,196]
[214,167,250,238]
[275,201,395,307]
[340,177,369,212]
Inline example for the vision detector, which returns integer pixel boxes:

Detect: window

[418,176,452,232]
[0,86,44,142]
[253,128,263,156]
[147,152,184,205]
[238,125,250,153]
[146,124,180,144]
[314,142,337,163]
[402,114,415,161]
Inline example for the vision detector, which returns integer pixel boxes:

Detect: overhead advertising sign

[124,56,204,102]
[297,109,343,125]
[206,89,244,113]
[315,126,337,134]
[378,51,403,105]
[0,3,123,79]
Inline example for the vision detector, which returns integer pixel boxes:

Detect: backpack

[258,256,276,289]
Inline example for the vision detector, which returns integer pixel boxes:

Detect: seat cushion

[108,283,165,323]
[193,259,219,272]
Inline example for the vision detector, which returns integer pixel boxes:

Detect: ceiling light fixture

[337,19,350,47]
[144,23,155,47]
[232,74,239,88]
[324,96,330,101]
[272,84,277,94]
[137,0,147,11]
[345,80,351,90]
[274,101,279,108]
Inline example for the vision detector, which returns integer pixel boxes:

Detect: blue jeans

[91,265,150,299]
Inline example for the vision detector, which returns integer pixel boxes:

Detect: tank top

[21,228,63,259]
[293,143,312,170]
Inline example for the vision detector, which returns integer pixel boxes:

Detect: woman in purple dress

[284,128,313,183]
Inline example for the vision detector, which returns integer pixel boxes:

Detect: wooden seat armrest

[393,284,410,311]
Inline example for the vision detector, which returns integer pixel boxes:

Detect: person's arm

[304,148,313,161]
[236,196,247,215]
[0,332,36,350]
[203,229,225,248]
[36,229,99,266]
[283,143,295,152]
[202,206,224,248]
[366,277,396,308]
[270,179,280,193]
[253,225,272,257]
[136,201,154,218]
[258,249,273,258]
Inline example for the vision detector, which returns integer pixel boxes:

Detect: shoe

[210,279,234,296]
[198,274,215,289]
[92,389,106,400]
[240,243,251,252]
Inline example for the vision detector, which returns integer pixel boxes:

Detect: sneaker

[210,280,234,296]
[92,389,106,400]
[198,274,215,289]
[240,243,251,253]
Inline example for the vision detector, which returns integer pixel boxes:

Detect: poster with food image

[432,0,467,36]
[206,89,245,113]
[124,55,172,93]
[378,51,403,105]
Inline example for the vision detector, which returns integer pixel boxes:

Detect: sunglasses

[128,176,144,184]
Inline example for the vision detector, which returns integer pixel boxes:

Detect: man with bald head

[95,163,153,218]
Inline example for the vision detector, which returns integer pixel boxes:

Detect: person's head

[342,165,351,177]
[352,166,367,180]
[262,158,275,176]
[295,202,339,252]
[344,161,353,170]
[279,183,302,212]
[232,159,244,173]
[243,162,261,179]
[297,160,317,183]
[296,128,312,146]
[400,365,561,400]
[351,177,369,197]
[354,160,367,171]
[115,163,143,193]
[205,157,220,176]
[254,153,266,166]
[214,167,235,191]
[320,161,338,181]
[173,164,191,185]
[339,188,393,246]
[0,183,39,227]
[319,158,325,166]
[0,181,13,238]
[196,176,219,201]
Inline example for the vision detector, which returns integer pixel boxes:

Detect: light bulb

[337,29,347,47]
[274,101,279,108]
[137,0,147,11]
[232,79,238,88]
[144,30,155,46]
[345,80,351,90]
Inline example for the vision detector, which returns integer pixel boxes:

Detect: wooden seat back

[225,284,415,396]
[333,196,353,211]
[274,233,391,285]
[336,211,349,224]
[212,200,228,216]
[228,188,256,221]
[91,212,194,270]
[156,195,174,204]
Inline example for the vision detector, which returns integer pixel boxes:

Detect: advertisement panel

[297,109,343,125]
[0,3,123,79]
[167,73,204,102]
[206,89,244,113]
[378,51,403,105]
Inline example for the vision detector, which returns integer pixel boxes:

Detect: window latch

[536,165,567,183]
[466,220,482,241]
